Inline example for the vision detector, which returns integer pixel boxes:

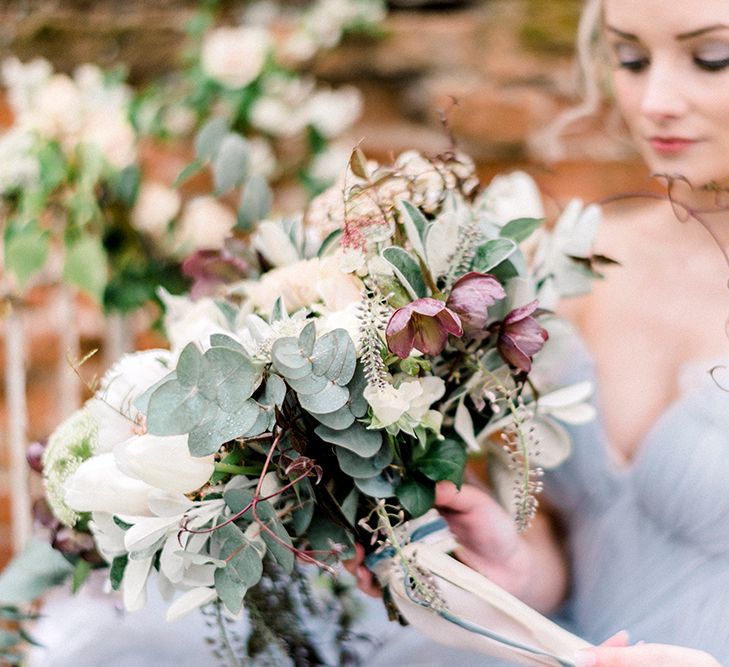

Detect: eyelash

[616,57,729,73]
[694,56,729,71]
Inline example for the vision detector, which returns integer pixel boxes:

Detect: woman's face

[604,0,729,188]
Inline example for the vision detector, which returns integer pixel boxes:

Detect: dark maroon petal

[498,332,533,372]
[503,300,539,326]
[434,307,463,337]
[408,297,449,318]
[447,273,504,337]
[506,317,548,355]
[412,314,450,356]
[386,308,417,358]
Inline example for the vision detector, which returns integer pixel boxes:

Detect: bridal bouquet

[5,147,603,664]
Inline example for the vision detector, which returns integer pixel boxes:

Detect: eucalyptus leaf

[397,477,435,518]
[354,470,400,498]
[298,321,316,356]
[299,382,349,414]
[287,373,329,395]
[271,337,312,379]
[237,174,273,231]
[247,500,295,574]
[188,401,261,456]
[209,334,247,353]
[335,439,393,479]
[213,523,263,615]
[176,343,204,388]
[202,347,257,410]
[213,133,250,194]
[223,489,294,573]
[174,160,205,188]
[382,247,427,299]
[146,379,209,435]
[262,374,287,407]
[308,405,355,430]
[347,364,370,418]
[133,370,176,415]
[315,422,382,457]
[472,238,518,273]
[194,117,229,162]
[340,488,360,525]
[310,330,338,376]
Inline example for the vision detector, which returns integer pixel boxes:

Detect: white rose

[173,196,236,255]
[30,73,84,139]
[0,128,39,193]
[476,171,545,229]
[308,143,351,184]
[80,109,136,169]
[201,26,270,89]
[249,96,307,137]
[304,86,362,139]
[254,220,300,268]
[132,181,182,238]
[160,290,232,352]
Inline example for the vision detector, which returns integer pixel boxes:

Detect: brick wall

[0,0,658,567]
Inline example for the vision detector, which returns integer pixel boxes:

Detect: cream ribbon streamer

[366,510,591,667]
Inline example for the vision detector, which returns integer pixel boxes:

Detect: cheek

[612,74,644,130]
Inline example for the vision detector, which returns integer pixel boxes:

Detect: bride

[353,0,729,665]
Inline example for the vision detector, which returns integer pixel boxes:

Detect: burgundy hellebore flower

[497,300,548,372]
[446,271,506,338]
[386,297,463,358]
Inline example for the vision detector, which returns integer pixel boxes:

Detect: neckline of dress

[604,350,729,475]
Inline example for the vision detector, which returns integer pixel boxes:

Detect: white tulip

[114,433,215,494]
[64,453,154,516]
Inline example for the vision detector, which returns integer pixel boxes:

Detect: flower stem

[214,600,242,667]
[213,462,263,476]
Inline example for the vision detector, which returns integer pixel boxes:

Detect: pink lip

[649,137,698,155]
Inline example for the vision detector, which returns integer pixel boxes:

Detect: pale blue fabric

[544,333,729,664]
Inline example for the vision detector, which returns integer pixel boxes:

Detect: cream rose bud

[64,453,154,516]
[114,433,215,495]
[173,196,236,255]
[132,181,182,238]
[201,26,270,89]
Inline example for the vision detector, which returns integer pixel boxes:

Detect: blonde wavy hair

[530,0,616,162]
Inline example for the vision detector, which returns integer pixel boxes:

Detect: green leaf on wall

[62,235,108,303]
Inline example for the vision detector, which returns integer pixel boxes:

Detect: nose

[640,61,689,122]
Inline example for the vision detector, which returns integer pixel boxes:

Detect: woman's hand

[435,481,568,612]
[343,543,381,598]
[575,643,721,666]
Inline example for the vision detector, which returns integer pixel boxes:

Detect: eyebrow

[606,24,729,42]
